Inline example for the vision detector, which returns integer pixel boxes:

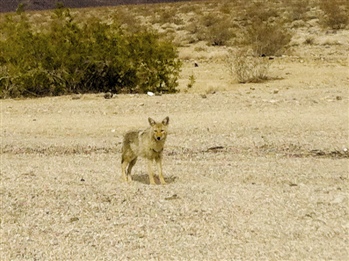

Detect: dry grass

[227,48,271,83]
[1,0,349,260]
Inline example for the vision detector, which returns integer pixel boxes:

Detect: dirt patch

[1,84,348,260]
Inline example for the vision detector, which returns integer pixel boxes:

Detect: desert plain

[1,1,349,260]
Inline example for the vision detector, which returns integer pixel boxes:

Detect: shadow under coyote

[132,174,178,185]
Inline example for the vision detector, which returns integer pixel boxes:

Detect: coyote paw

[122,176,133,183]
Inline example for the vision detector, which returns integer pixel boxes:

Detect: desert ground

[1,1,349,260]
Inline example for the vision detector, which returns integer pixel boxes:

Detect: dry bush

[219,1,233,14]
[245,1,279,23]
[149,5,183,25]
[190,13,235,46]
[179,4,200,13]
[205,19,235,46]
[232,1,292,56]
[287,0,311,21]
[227,48,271,84]
[201,13,220,27]
[320,0,349,29]
[244,20,292,56]
[304,36,315,45]
[112,8,142,32]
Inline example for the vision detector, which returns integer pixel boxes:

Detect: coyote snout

[121,116,169,185]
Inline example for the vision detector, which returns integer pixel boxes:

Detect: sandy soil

[1,5,349,261]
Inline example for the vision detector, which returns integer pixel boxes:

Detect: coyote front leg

[147,160,156,185]
[156,158,166,185]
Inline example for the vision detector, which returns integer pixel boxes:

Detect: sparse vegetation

[245,1,279,23]
[187,74,196,89]
[244,18,292,56]
[320,0,349,30]
[198,13,235,46]
[287,0,311,21]
[228,48,271,83]
[304,36,315,45]
[0,0,347,96]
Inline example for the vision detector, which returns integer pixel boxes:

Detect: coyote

[121,116,169,185]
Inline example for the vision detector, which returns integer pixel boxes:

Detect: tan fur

[121,117,169,185]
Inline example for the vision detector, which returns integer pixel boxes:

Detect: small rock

[147,91,155,96]
[104,92,113,99]
[72,94,82,100]
[331,195,346,204]
[70,217,79,222]
[165,194,179,200]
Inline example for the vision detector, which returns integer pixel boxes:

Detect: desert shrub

[244,19,292,56]
[205,18,236,46]
[201,13,220,28]
[287,0,310,21]
[0,7,181,98]
[187,74,195,89]
[304,36,315,45]
[111,8,142,32]
[320,0,348,29]
[179,4,200,14]
[219,1,233,14]
[227,48,271,84]
[193,14,235,46]
[245,2,279,23]
[149,5,183,26]
[240,1,292,55]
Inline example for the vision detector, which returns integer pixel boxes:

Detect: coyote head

[148,117,169,141]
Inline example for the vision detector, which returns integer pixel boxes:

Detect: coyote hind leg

[121,159,129,182]
[126,158,137,181]
[121,157,137,182]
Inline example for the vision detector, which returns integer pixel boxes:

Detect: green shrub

[0,7,181,98]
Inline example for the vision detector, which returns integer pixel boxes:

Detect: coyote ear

[148,117,156,126]
[162,116,169,126]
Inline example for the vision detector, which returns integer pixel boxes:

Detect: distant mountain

[0,0,192,13]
